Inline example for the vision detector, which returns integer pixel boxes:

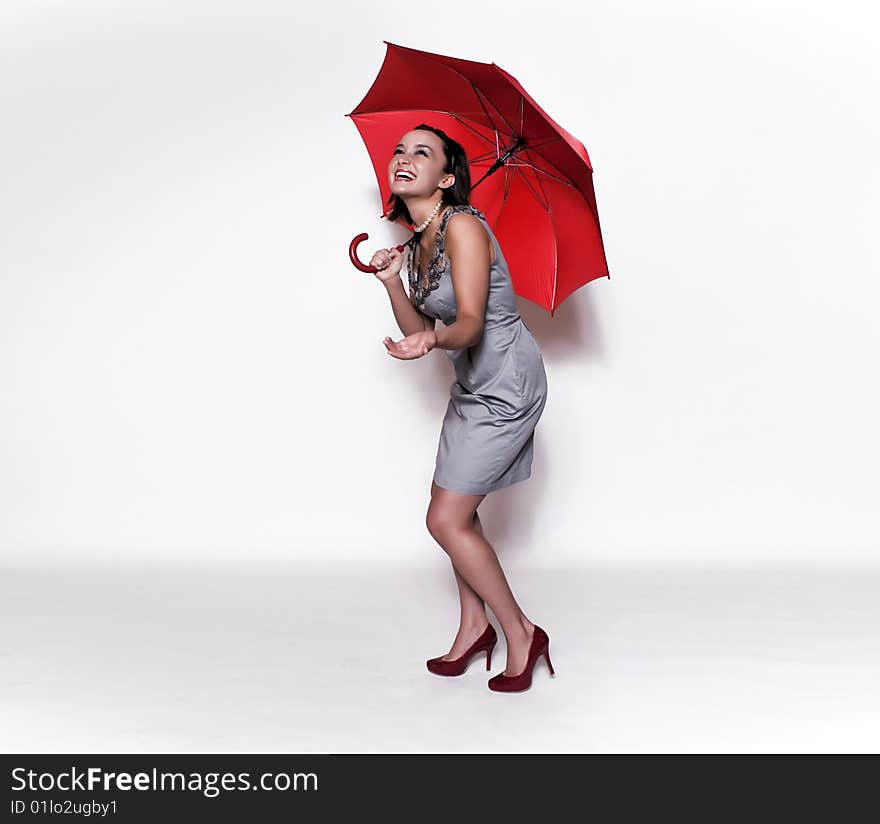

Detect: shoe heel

[486,642,495,670]
[544,647,555,676]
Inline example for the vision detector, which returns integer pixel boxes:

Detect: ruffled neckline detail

[407,204,487,308]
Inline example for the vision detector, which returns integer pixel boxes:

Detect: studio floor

[1,562,878,753]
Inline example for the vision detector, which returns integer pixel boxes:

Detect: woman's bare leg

[440,510,490,661]
[428,481,536,676]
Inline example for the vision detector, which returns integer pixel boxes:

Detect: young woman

[369,124,555,693]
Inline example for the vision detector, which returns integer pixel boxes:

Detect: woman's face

[388,129,452,198]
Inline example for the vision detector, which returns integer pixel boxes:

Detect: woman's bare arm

[432,213,489,350]
[385,277,435,336]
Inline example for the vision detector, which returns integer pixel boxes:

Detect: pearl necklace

[413,198,445,233]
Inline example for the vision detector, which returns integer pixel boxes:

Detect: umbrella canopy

[345,41,609,315]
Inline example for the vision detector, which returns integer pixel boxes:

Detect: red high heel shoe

[487,624,555,692]
[426,623,498,676]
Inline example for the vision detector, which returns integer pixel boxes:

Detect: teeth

[396,173,414,180]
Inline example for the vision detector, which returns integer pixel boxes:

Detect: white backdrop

[2,0,878,568]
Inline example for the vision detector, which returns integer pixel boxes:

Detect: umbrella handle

[349,232,406,273]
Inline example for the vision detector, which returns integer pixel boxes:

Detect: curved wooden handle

[349,232,406,273]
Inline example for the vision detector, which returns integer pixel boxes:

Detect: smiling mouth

[395,172,415,182]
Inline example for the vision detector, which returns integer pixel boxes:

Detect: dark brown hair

[384,124,471,227]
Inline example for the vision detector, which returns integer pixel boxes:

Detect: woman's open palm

[384,330,437,359]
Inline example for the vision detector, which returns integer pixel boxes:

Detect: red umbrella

[346,41,609,316]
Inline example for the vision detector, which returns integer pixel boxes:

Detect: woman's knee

[426,504,467,545]
[426,484,483,543]
[425,504,447,542]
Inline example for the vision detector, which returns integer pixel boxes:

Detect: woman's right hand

[369,247,405,284]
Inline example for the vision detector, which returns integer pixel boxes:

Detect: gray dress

[406,204,549,495]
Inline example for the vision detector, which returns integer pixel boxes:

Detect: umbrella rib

[505,159,577,188]
[414,51,518,136]
[492,160,516,238]
[509,163,550,212]
[520,142,558,309]
[466,136,576,189]
[519,96,525,141]
[523,135,567,151]
[446,117,509,162]
[461,113,579,190]
[472,85,512,140]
